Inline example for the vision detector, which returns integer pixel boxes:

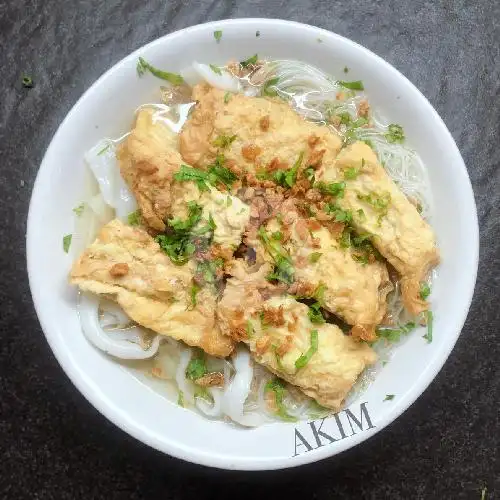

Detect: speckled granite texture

[1,0,499,498]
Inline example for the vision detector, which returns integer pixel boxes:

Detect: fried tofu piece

[261,206,392,328]
[118,108,182,231]
[318,142,439,314]
[180,83,343,176]
[217,269,376,410]
[70,219,234,357]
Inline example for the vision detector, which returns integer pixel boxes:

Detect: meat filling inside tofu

[70,219,234,357]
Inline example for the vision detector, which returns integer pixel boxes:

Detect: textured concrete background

[1,0,499,498]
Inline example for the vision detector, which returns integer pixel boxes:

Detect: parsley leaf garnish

[385,124,405,143]
[384,394,395,401]
[177,390,184,407]
[73,203,85,217]
[224,91,232,104]
[344,167,359,180]
[63,234,72,253]
[22,75,34,88]
[262,77,279,97]
[209,64,222,76]
[307,302,325,324]
[338,80,364,90]
[136,57,184,85]
[315,180,346,197]
[258,226,295,284]
[213,134,237,149]
[189,283,201,308]
[264,378,297,422]
[308,252,322,264]
[240,54,258,68]
[420,282,431,300]
[377,321,416,343]
[295,330,319,369]
[127,209,141,226]
[423,310,433,343]
[214,30,222,42]
[185,351,207,380]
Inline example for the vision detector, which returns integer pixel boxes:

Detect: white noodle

[77,292,160,359]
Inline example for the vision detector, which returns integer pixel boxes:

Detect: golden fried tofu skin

[217,265,376,410]
[180,83,343,179]
[70,219,234,357]
[318,142,440,315]
[259,204,392,329]
[118,109,182,231]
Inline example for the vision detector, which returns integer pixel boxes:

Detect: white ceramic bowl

[27,18,478,470]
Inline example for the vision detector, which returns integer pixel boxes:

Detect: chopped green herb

[136,57,184,85]
[315,180,346,198]
[385,124,405,143]
[325,203,353,223]
[177,390,184,407]
[246,320,254,338]
[207,155,238,189]
[420,282,431,300]
[213,30,222,42]
[213,134,237,149]
[262,77,280,97]
[240,54,258,68]
[264,378,297,422]
[271,231,283,241]
[377,321,416,343]
[357,208,366,220]
[270,152,304,189]
[343,66,349,74]
[168,202,202,232]
[338,80,364,90]
[344,167,359,180]
[127,209,141,226]
[273,345,286,371]
[209,64,222,76]
[384,394,395,401]
[295,330,319,369]
[189,283,201,308]
[357,191,391,222]
[174,164,210,191]
[256,30,261,37]
[155,202,202,265]
[338,112,352,125]
[226,196,232,207]
[224,91,232,104]
[194,386,214,402]
[258,227,295,285]
[97,143,111,155]
[208,214,217,231]
[308,252,322,264]
[423,310,433,343]
[352,254,369,265]
[185,352,207,380]
[63,234,72,253]
[73,203,85,217]
[303,166,316,183]
[22,75,33,88]
[307,302,325,324]
[195,258,224,285]
[308,399,331,419]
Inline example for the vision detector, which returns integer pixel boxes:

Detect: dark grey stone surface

[1,0,499,498]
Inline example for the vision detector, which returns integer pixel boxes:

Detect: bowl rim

[26,18,479,470]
